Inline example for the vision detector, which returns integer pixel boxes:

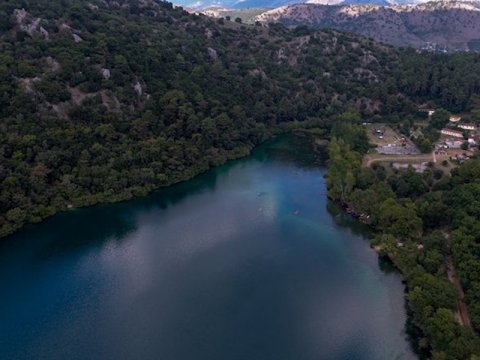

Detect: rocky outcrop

[13,8,49,39]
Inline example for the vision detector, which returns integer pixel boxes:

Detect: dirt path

[446,256,472,328]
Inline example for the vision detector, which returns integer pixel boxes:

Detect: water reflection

[0,135,416,360]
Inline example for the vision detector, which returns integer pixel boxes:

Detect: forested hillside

[1,0,480,238]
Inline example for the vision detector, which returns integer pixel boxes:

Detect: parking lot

[366,125,420,155]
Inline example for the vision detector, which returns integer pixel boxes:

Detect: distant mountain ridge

[175,0,479,10]
[254,1,480,50]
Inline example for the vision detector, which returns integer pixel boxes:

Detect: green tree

[377,198,422,239]
[430,109,451,129]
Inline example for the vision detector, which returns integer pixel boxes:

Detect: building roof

[441,128,464,136]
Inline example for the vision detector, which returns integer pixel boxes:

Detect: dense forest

[1,0,480,239]
[327,111,480,359]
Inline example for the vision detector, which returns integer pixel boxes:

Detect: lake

[0,135,416,360]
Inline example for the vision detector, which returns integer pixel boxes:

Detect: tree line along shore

[326,109,480,359]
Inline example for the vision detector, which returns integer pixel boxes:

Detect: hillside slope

[256,1,480,50]
[1,0,480,238]
[0,0,402,238]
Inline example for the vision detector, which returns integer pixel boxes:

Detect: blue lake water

[0,136,416,360]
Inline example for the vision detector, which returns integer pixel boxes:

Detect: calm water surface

[0,136,416,360]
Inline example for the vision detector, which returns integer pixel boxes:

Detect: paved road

[363,153,436,167]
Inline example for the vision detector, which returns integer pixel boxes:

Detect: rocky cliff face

[256,1,480,50]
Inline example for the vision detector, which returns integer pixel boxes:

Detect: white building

[458,123,476,131]
[445,140,464,149]
[441,128,464,138]
[449,115,462,123]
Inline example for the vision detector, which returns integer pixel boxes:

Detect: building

[445,140,464,149]
[458,123,476,131]
[428,110,435,117]
[441,128,464,138]
[449,115,462,123]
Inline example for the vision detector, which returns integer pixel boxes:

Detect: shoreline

[333,199,425,358]
[1,130,425,357]
[0,132,416,359]
[0,142,258,241]
[1,129,329,241]
[324,131,480,358]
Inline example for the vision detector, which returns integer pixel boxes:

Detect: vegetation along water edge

[325,110,480,359]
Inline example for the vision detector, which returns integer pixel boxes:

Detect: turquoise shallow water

[0,136,416,360]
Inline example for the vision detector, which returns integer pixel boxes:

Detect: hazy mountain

[174,0,479,10]
[255,1,480,50]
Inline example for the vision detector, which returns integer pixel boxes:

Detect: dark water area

[0,136,416,360]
